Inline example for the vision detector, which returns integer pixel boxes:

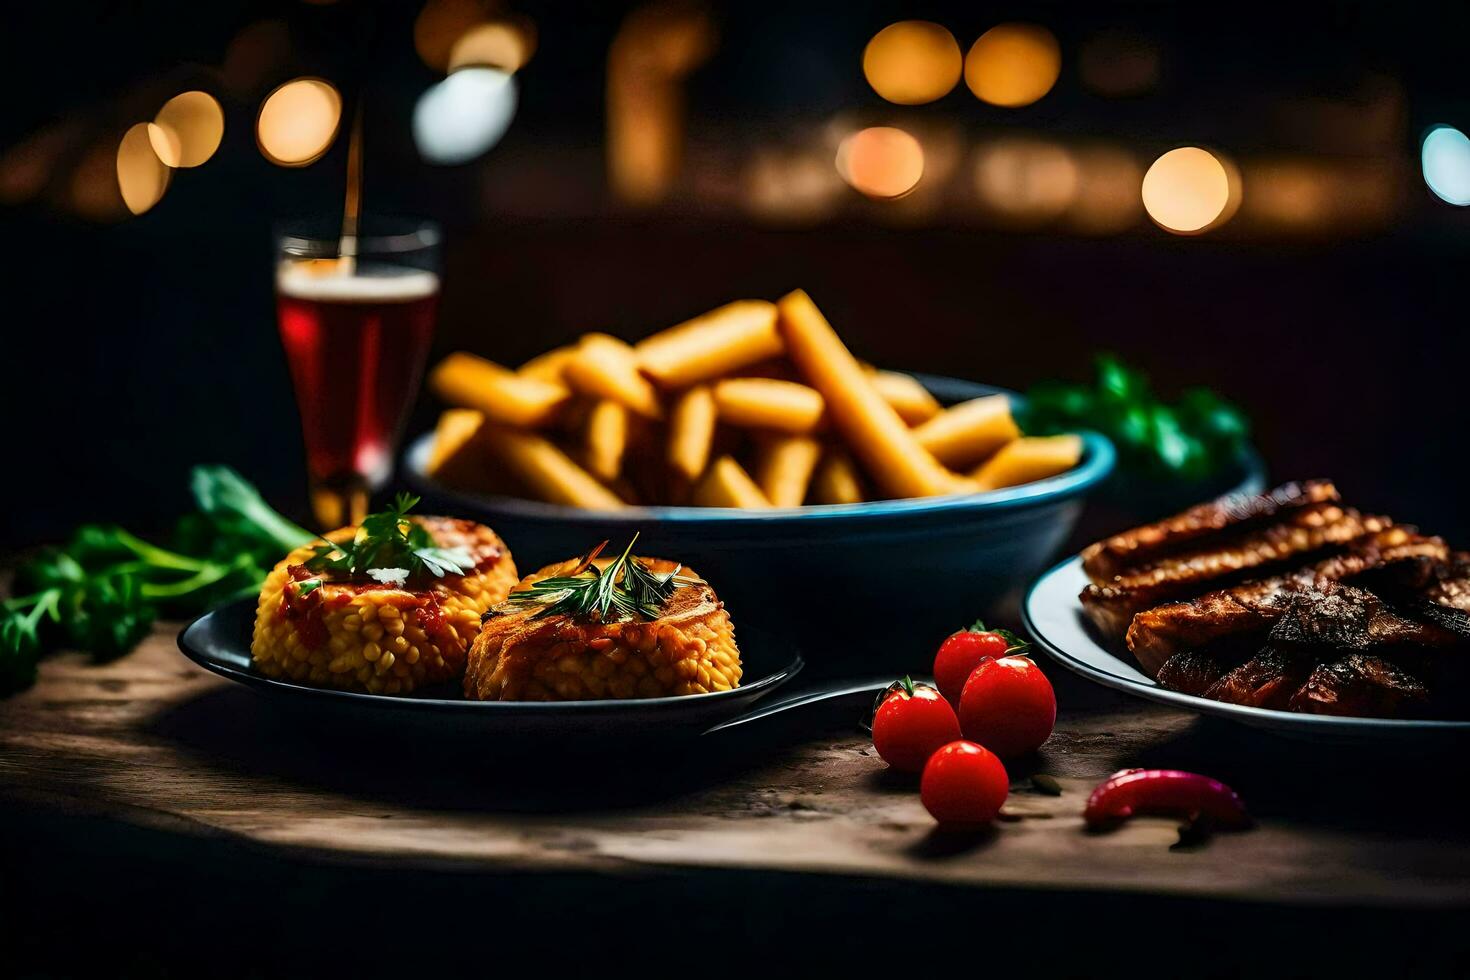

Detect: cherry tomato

[957,655,1057,758]
[933,621,1027,706]
[921,740,1009,826]
[871,678,962,773]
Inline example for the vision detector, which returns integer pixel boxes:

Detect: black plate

[178,598,809,740]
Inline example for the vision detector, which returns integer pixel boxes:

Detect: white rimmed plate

[1023,556,1470,742]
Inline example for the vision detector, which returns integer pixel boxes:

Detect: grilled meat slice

[1360,552,1470,640]
[1425,553,1470,611]
[1080,505,1389,642]
[1155,649,1232,696]
[1288,654,1429,717]
[1267,580,1462,652]
[1081,480,1340,583]
[1126,528,1449,676]
[1201,647,1316,710]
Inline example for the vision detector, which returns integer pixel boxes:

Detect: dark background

[2,0,1467,549]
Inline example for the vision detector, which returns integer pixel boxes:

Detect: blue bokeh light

[1422,125,1470,206]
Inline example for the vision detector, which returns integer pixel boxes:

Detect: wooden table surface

[4,622,1469,912]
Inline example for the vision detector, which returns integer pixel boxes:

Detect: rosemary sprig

[494,533,699,623]
[299,493,473,588]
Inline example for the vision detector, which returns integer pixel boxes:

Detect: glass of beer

[275,218,441,529]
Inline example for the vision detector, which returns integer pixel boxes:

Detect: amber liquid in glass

[276,262,439,528]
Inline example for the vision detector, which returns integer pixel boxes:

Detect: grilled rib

[1080,505,1389,643]
[1080,480,1339,583]
[1201,647,1315,710]
[1288,654,1429,717]
[1266,580,1462,652]
[1126,528,1448,676]
[1155,648,1232,697]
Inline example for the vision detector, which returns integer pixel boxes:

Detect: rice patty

[464,556,742,701]
[251,517,518,694]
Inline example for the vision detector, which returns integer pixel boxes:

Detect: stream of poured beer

[339,103,364,275]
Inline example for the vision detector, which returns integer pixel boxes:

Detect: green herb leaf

[301,494,474,586]
[1019,354,1250,482]
[497,534,699,623]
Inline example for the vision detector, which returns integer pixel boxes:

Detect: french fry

[713,377,826,434]
[479,425,627,509]
[425,410,526,496]
[427,409,482,474]
[517,345,577,383]
[429,352,571,428]
[635,300,783,388]
[667,385,717,481]
[753,435,821,507]
[913,395,1021,469]
[809,449,866,505]
[971,435,1084,492]
[691,455,773,509]
[581,399,629,483]
[870,371,941,425]
[776,290,960,498]
[563,333,663,418]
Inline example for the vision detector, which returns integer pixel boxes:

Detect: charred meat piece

[1080,505,1389,642]
[1081,480,1339,583]
[1288,654,1429,717]
[1155,649,1232,696]
[1267,579,1462,652]
[1126,528,1449,676]
[1424,553,1470,611]
[1353,552,1470,641]
[1201,647,1316,710]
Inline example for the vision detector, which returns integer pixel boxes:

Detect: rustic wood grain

[2,622,1468,909]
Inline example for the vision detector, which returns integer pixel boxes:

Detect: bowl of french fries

[405,290,1115,659]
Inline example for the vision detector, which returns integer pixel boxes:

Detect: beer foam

[276,262,440,302]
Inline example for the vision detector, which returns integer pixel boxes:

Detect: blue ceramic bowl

[404,376,1115,669]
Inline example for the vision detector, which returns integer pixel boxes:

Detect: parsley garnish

[3,466,313,695]
[301,493,473,585]
[494,534,698,623]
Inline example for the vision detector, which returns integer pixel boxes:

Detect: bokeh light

[415,0,493,73]
[972,137,1078,222]
[413,67,518,165]
[116,123,171,215]
[449,19,537,73]
[148,91,224,168]
[1066,145,1145,234]
[862,21,962,105]
[744,149,844,222]
[1141,146,1232,234]
[1422,125,1470,206]
[964,24,1061,108]
[836,126,924,199]
[256,78,342,167]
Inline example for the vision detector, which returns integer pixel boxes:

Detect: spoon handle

[703,678,891,735]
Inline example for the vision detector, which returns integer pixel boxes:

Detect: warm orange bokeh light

[862,21,962,105]
[1141,147,1233,234]
[415,0,492,72]
[449,19,537,73]
[256,78,342,167]
[965,23,1061,108]
[1067,146,1145,234]
[836,126,925,199]
[116,123,171,215]
[972,138,1078,222]
[148,91,224,168]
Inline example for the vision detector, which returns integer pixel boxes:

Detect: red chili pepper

[1084,769,1251,830]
